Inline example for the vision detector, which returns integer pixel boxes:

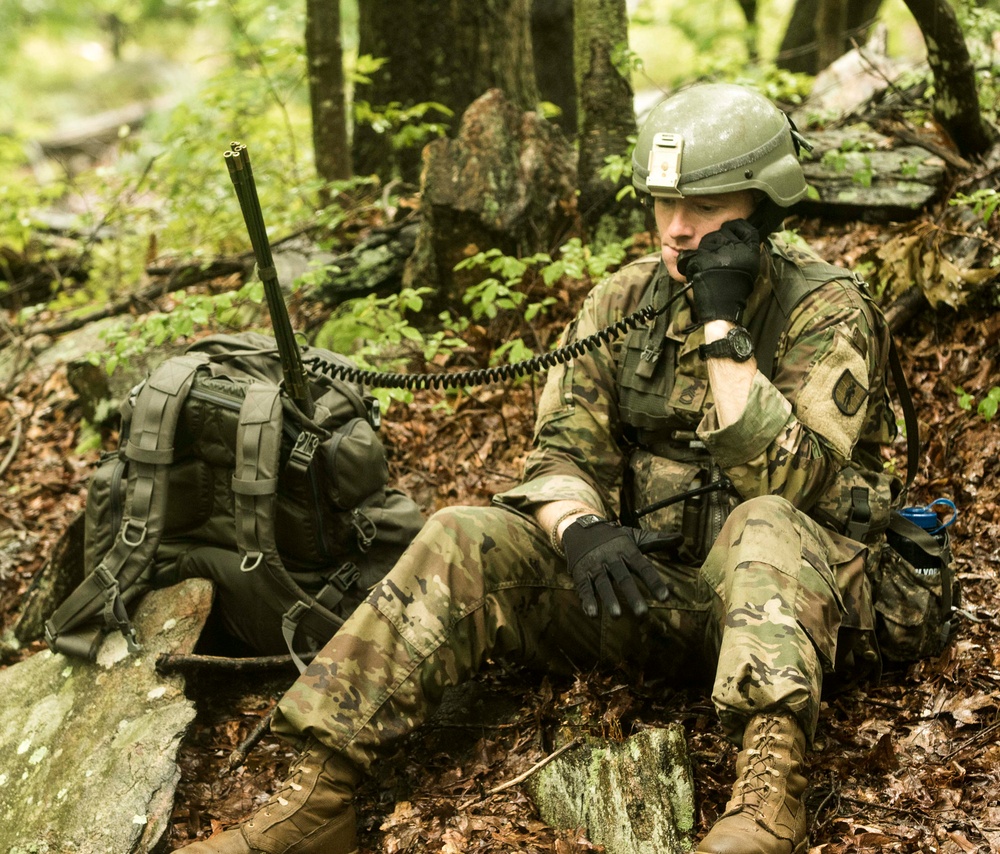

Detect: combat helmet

[632,83,810,222]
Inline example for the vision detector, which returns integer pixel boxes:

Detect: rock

[527,724,695,853]
[315,218,421,306]
[0,579,214,854]
[13,512,86,645]
[62,322,184,425]
[797,127,948,221]
[797,25,915,122]
[403,88,577,310]
[0,316,181,422]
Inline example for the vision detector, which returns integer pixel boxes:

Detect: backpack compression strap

[232,383,283,572]
[232,383,347,672]
[45,354,207,659]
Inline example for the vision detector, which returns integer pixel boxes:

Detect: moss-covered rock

[527,724,695,853]
[0,579,213,854]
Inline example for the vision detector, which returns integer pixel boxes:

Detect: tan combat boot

[697,712,808,854]
[181,738,360,854]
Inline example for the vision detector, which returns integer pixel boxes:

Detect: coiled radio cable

[306,283,689,391]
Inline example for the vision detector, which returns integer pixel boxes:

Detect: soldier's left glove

[562,515,682,619]
[677,219,761,324]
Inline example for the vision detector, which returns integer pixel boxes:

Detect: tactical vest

[616,239,894,553]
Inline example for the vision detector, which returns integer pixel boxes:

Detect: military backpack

[45,331,425,670]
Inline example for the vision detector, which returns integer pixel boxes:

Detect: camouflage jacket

[496,235,900,549]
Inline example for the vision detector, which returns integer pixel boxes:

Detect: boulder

[0,579,213,854]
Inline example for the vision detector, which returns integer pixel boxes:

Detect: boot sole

[694,835,808,854]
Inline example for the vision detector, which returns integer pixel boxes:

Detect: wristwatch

[698,326,754,362]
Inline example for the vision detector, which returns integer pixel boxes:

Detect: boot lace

[271,750,313,807]
[733,716,784,808]
[249,748,314,825]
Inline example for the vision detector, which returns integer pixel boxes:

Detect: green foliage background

[1,0,996,395]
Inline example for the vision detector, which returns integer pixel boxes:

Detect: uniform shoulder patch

[833,368,867,416]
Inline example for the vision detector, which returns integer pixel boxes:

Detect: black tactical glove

[676,219,762,324]
[562,515,682,618]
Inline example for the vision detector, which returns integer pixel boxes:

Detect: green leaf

[979,387,1000,421]
[954,386,974,410]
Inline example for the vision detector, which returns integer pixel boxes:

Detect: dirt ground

[1,219,998,852]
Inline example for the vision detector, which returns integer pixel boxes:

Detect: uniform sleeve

[697,279,881,511]
[494,273,639,519]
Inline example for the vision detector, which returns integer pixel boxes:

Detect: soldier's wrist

[549,507,597,557]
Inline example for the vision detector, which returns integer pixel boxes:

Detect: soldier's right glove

[562,514,682,619]
[676,218,761,324]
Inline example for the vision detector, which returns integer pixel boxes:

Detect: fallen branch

[0,403,24,480]
[485,737,582,796]
[226,706,277,773]
[943,719,1000,761]
[884,285,930,335]
[156,652,300,674]
[889,124,974,172]
[23,258,248,339]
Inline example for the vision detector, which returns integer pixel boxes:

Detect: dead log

[884,285,929,334]
[34,97,175,168]
[314,216,422,306]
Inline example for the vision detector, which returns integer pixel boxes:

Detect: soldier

[182,83,898,854]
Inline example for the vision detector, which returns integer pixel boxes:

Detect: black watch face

[577,514,605,528]
[731,329,754,358]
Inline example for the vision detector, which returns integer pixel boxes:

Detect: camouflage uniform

[273,235,898,768]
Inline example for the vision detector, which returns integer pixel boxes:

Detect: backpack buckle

[288,431,320,472]
[328,561,360,592]
[95,565,142,653]
[367,397,381,430]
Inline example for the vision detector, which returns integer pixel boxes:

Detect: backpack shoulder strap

[45,353,207,659]
[758,240,921,505]
[754,240,852,380]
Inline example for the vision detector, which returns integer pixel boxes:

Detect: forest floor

[1,217,999,853]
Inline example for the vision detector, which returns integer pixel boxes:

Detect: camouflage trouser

[273,494,871,770]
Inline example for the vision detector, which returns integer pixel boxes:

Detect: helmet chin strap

[748,197,790,237]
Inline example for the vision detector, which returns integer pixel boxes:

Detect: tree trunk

[900,0,997,156]
[352,0,538,185]
[816,0,848,71]
[735,0,759,60]
[777,0,883,74]
[305,0,351,207]
[532,0,577,136]
[574,0,638,239]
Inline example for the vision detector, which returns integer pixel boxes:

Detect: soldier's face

[654,190,756,281]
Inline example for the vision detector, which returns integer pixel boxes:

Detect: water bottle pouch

[871,510,959,662]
